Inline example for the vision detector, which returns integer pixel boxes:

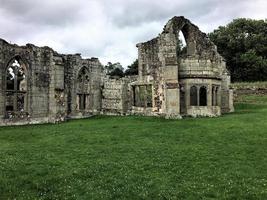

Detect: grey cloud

[0,0,266,67]
[0,0,82,26]
[103,0,219,27]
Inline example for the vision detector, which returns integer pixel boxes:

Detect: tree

[209,18,267,82]
[124,59,138,76]
[109,68,124,78]
[104,62,124,78]
[104,62,123,74]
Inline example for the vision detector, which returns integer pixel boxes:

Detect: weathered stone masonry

[0,16,234,126]
[0,39,104,126]
[134,16,234,118]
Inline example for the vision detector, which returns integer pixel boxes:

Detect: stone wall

[102,76,137,115]
[0,16,235,126]
[136,16,234,118]
[0,39,104,126]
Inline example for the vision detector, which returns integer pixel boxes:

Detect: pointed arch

[76,66,90,111]
[5,56,28,117]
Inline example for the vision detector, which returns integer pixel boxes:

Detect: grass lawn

[231,81,267,89]
[0,95,267,199]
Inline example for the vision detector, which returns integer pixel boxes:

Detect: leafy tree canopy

[209,18,267,82]
[104,62,124,78]
[124,59,138,76]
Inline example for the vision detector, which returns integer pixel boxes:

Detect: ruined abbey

[0,16,234,126]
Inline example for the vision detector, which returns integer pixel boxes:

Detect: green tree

[124,59,138,76]
[109,68,124,78]
[105,62,124,78]
[209,18,267,82]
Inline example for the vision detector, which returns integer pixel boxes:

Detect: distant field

[231,81,267,89]
[0,95,267,199]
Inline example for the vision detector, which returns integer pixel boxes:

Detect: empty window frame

[133,84,152,108]
[199,86,207,106]
[77,67,89,111]
[5,58,27,114]
[190,86,198,106]
[190,85,207,106]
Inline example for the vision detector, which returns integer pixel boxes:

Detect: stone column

[207,84,212,106]
[163,65,180,118]
[197,86,200,106]
[217,87,222,107]
[185,84,191,108]
[48,63,57,122]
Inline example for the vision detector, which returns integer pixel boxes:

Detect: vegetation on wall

[209,18,267,82]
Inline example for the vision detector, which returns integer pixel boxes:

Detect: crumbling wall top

[137,16,221,60]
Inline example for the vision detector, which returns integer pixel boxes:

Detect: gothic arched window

[77,67,89,111]
[5,57,27,116]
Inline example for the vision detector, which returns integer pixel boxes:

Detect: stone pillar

[217,87,221,106]
[163,65,180,118]
[197,86,200,106]
[185,84,191,108]
[207,84,212,106]
[48,63,57,122]
[137,44,143,81]
[49,56,65,122]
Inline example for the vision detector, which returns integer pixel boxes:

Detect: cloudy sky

[0,0,266,67]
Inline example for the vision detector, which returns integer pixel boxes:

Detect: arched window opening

[177,31,187,57]
[77,67,89,111]
[199,86,207,106]
[5,58,27,115]
[190,86,197,106]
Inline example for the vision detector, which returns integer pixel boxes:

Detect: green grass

[1,95,267,199]
[235,94,267,104]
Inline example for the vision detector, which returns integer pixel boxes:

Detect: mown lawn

[0,95,267,199]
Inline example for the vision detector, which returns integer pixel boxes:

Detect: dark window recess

[190,86,198,106]
[78,94,86,110]
[199,86,207,106]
